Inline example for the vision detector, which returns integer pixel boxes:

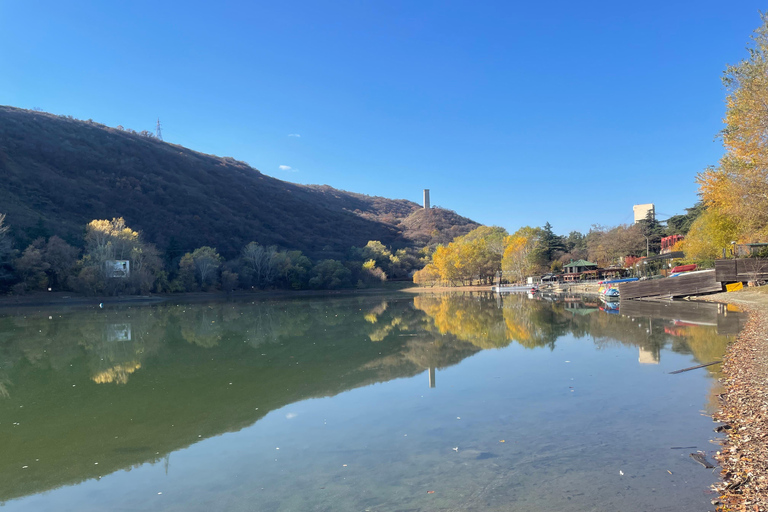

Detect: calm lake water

[0,292,744,511]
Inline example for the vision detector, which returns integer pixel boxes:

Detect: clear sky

[1,1,764,236]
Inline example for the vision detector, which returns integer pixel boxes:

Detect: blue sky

[0,1,764,236]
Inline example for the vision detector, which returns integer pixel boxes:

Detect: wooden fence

[715,258,768,283]
[619,270,723,300]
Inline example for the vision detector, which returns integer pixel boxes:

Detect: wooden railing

[715,258,768,283]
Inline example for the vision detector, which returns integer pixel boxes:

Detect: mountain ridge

[0,105,479,259]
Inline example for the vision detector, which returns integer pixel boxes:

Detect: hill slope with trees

[0,106,477,260]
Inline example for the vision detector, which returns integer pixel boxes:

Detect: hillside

[0,106,478,259]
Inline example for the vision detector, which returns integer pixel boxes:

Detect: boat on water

[599,299,620,313]
[597,277,638,299]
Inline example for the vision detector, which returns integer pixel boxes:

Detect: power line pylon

[156,118,163,141]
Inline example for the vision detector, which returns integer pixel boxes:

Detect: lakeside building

[661,235,684,254]
[563,259,597,274]
[561,260,598,283]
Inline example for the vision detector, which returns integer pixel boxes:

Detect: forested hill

[0,106,478,258]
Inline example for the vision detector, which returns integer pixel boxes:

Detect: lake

[0,292,744,511]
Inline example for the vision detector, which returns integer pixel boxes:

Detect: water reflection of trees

[0,293,741,503]
[413,292,512,349]
[414,292,574,350]
[412,292,739,376]
[0,296,487,503]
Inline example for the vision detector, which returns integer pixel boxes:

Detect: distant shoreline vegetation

[0,215,434,295]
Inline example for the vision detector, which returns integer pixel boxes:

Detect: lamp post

[644,235,650,258]
[731,241,737,260]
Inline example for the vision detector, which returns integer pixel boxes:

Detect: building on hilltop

[423,189,430,209]
[633,203,655,223]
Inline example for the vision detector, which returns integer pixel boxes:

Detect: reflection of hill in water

[0,296,480,503]
[0,293,743,503]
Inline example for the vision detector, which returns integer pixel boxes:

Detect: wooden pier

[619,270,723,300]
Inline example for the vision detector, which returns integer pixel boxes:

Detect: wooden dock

[619,270,723,300]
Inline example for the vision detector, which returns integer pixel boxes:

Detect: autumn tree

[84,218,139,264]
[412,263,440,286]
[501,226,544,283]
[414,226,508,286]
[431,244,462,285]
[681,209,738,261]
[697,13,768,241]
[78,218,155,294]
[359,259,386,285]
[585,224,644,266]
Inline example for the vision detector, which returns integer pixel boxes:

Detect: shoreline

[0,286,415,312]
[699,290,768,511]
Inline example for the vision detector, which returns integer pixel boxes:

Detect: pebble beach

[704,291,768,511]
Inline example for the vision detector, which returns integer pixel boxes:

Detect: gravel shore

[702,290,768,511]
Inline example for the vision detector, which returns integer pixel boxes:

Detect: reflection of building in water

[107,323,132,342]
[428,367,435,388]
[91,322,143,384]
[91,361,142,384]
[638,346,660,364]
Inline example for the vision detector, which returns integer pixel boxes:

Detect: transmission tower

[155,118,163,141]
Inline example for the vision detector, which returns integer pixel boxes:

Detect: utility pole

[155,118,163,141]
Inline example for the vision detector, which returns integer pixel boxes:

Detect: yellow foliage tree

[85,217,140,263]
[412,263,440,286]
[697,13,768,241]
[680,209,738,261]
[501,226,544,283]
[411,226,508,286]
